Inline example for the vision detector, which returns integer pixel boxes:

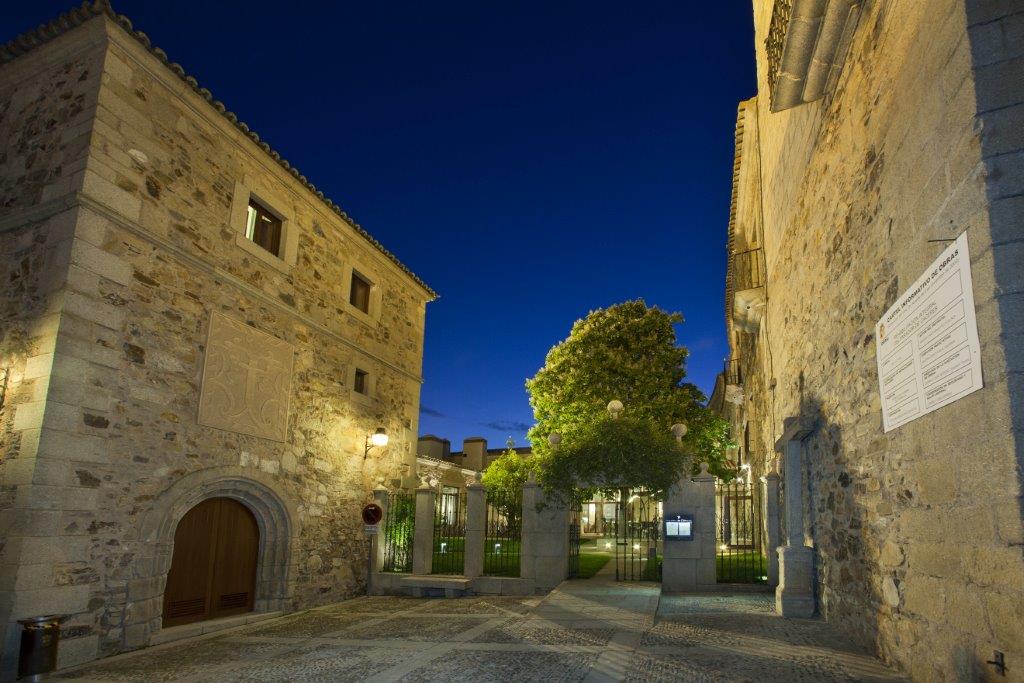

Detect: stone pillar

[372,482,389,574]
[519,476,538,581]
[662,463,717,592]
[519,474,568,591]
[762,470,780,588]
[464,476,486,578]
[774,418,815,617]
[412,482,434,575]
[692,464,717,587]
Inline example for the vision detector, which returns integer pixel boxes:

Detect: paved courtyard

[58,574,903,682]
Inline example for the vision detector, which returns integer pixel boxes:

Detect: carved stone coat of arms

[197,312,295,441]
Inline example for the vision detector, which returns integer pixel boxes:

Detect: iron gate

[381,491,414,573]
[567,504,581,578]
[484,497,521,577]
[715,477,767,583]
[432,487,466,574]
[614,489,661,581]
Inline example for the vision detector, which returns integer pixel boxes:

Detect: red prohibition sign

[361,503,383,525]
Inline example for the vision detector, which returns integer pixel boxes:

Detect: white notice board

[875,232,983,432]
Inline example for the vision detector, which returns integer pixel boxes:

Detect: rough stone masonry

[712,0,1024,681]
[0,2,434,676]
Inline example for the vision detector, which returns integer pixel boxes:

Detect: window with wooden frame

[244,198,283,257]
[354,368,369,395]
[349,271,372,314]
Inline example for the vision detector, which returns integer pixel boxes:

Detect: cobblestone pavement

[58,572,904,682]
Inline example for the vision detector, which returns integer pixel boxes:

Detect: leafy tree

[481,438,534,523]
[541,415,690,500]
[526,299,733,496]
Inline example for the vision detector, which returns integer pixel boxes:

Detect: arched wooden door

[162,497,259,627]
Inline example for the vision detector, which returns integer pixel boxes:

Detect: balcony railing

[724,358,743,387]
[731,248,766,293]
[765,0,792,96]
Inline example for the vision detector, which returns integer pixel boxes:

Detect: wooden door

[162,498,259,627]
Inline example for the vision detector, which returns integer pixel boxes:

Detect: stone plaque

[198,312,294,441]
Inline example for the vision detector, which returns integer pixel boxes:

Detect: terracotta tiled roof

[0,1,438,300]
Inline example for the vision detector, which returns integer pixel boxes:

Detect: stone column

[464,476,486,579]
[774,418,815,617]
[762,469,780,588]
[412,482,434,575]
[372,482,389,574]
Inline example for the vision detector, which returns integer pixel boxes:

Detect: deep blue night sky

[5,2,756,448]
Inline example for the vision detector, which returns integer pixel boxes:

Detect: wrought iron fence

[484,498,521,577]
[615,490,661,581]
[381,491,414,573]
[567,504,581,578]
[716,477,767,584]
[431,488,466,574]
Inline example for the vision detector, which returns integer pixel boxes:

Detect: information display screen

[664,514,693,540]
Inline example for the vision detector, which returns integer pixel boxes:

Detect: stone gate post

[519,473,568,591]
[413,481,434,575]
[520,474,538,581]
[372,481,390,574]
[775,418,815,617]
[762,469,780,587]
[662,463,717,592]
[464,476,486,578]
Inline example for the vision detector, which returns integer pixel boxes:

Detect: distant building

[0,3,433,674]
[415,435,530,493]
[710,0,1023,679]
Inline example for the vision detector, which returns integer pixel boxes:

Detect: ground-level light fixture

[364,427,388,458]
[607,399,624,418]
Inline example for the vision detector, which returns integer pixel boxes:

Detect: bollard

[18,615,63,681]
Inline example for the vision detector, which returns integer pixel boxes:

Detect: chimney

[462,437,487,471]
[418,435,450,460]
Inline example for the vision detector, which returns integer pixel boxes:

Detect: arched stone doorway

[162,497,259,627]
[131,468,299,642]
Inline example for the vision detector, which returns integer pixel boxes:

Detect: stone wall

[0,9,432,674]
[724,0,1024,679]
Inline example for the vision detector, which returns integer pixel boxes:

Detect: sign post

[361,503,383,596]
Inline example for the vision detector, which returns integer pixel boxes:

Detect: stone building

[0,2,434,674]
[710,0,1024,679]
[416,435,530,494]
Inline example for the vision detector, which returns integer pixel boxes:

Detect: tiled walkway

[58,573,904,682]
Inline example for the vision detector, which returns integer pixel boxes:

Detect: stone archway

[132,467,299,638]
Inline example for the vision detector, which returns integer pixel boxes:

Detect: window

[354,368,369,395]
[244,198,282,257]
[349,272,371,314]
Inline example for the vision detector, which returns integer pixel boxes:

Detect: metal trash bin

[18,615,63,681]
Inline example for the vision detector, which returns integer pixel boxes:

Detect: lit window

[349,272,371,313]
[354,368,368,395]
[244,198,282,256]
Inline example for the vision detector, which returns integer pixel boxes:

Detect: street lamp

[364,427,388,458]
[548,432,562,448]
[607,399,624,419]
